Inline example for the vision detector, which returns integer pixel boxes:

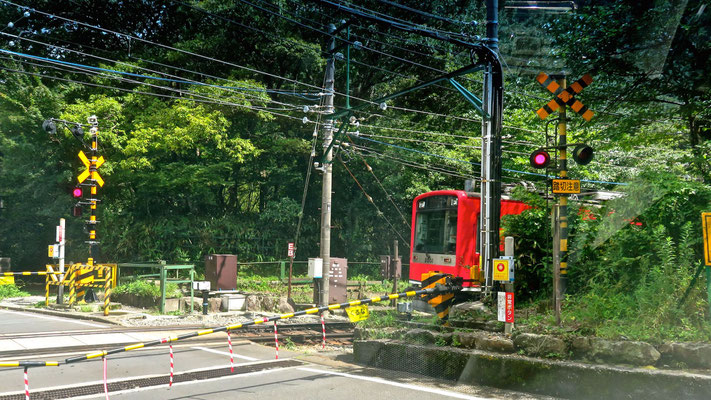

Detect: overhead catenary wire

[343,134,411,230]
[338,154,411,247]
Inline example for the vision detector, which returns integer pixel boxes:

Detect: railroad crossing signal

[535,72,594,121]
[77,151,105,187]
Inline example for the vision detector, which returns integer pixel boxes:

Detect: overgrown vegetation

[0,284,30,299]
[509,172,711,342]
[113,280,182,299]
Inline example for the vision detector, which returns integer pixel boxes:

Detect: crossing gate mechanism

[420,272,463,323]
[45,263,116,315]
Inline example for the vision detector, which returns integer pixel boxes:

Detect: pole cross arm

[327,63,485,121]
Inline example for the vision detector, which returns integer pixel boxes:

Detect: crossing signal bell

[529,149,550,169]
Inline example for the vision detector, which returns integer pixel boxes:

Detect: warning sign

[497,292,515,323]
[492,257,514,281]
[703,213,711,266]
[346,304,369,322]
[552,179,581,194]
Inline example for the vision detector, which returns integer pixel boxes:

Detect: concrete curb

[354,340,711,400]
[0,303,119,325]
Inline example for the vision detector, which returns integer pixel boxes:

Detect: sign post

[702,213,711,318]
[287,242,295,300]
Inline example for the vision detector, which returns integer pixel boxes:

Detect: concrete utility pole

[318,23,337,307]
[480,0,503,291]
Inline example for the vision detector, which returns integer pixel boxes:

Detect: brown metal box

[204,254,238,291]
[329,257,348,304]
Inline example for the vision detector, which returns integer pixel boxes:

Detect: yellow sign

[48,245,56,258]
[77,151,105,187]
[0,276,14,285]
[703,213,711,266]
[346,304,369,322]
[552,179,580,194]
[492,258,510,281]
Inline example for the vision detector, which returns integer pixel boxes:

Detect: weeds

[0,284,30,299]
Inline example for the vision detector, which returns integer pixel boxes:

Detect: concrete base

[354,340,711,400]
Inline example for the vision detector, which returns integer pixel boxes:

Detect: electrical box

[192,281,211,291]
[204,254,238,290]
[329,258,348,304]
[308,258,323,278]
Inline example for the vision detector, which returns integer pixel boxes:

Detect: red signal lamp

[72,187,83,198]
[529,149,551,169]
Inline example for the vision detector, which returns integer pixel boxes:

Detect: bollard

[202,290,209,315]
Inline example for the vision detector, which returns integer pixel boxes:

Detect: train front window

[414,196,458,255]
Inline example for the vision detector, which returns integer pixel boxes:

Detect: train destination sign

[551,179,580,194]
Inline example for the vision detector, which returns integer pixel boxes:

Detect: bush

[113,280,181,298]
[0,284,30,299]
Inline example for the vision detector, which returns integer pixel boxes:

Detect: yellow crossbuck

[535,72,594,121]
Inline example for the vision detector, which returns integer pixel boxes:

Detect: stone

[571,336,593,358]
[452,331,484,348]
[404,328,437,344]
[208,298,221,313]
[476,335,515,353]
[450,301,492,321]
[278,297,294,313]
[513,333,567,357]
[245,295,261,311]
[586,339,661,366]
[660,342,711,369]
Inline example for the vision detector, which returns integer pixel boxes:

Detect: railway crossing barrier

[1,274,463,399]
[42,263,116,315]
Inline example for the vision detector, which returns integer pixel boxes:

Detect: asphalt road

[0,309,108,334]
[0,309,554,400]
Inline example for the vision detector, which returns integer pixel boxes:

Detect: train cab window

[414,195,458,255]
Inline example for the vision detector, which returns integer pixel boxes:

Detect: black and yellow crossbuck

[535,73,594,121]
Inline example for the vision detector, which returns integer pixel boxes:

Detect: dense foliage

[0,1,709,338]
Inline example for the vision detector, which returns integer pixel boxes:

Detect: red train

[409,190,529,291]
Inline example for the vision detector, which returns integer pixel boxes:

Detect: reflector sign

[346,304,369,322]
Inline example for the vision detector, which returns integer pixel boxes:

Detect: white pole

[57,218,66,304]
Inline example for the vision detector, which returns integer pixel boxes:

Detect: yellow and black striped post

[420,272,456,323]
[103,268,112,316]
[68,268,76,306]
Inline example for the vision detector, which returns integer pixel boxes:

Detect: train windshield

[414,195,458,255]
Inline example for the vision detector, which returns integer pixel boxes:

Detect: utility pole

[318,23,337,307]
[480,0,503,291]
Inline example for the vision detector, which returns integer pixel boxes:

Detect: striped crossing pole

[227,331,234,372]
[168,343,174,387]
[61,286,459,365]
[68,269,76,306]
[103,269,112,316]
[273,321,279,360]
[321,314,326,349]
[24,367,28,400]
[0,285,462,369]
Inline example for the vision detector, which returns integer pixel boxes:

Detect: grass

[0,284,31,299]
[113,280,182,299]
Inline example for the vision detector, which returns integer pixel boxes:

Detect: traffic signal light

[529,149,551,169]
[572,144,594,165]
[72,187,83,198]
[70,124,84,140]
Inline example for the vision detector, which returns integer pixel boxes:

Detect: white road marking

[297,367,494,400]
[192,346,258,361]
[56,365,300,400]
[0,309,106,328]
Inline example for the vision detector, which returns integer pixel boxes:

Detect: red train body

[409,190,529,290]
